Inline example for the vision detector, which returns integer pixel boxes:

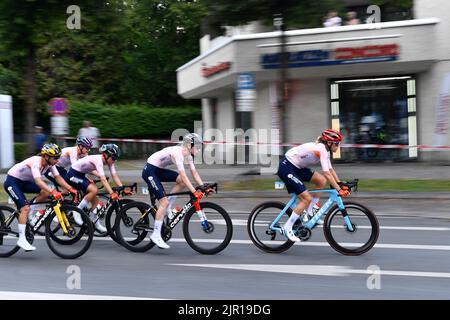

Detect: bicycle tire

[115,201,154,252]
[104,198,134,244]
[323,201,379,256]
[46,204,91,245]
[0,206,22,257]
[45,205,94,259]
[183,202,233,255]
[247,201,295,253]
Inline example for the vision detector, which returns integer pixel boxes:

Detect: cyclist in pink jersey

[65,143,131,231]
[277,129,350,242]
[142,133,206,249]
[3,144,77,251]
[45,136,93,185]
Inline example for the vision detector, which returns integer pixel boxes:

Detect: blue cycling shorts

[3,175,41,210]
[277,157,314,195]
[65,169,90,193]
[142,163,179,200]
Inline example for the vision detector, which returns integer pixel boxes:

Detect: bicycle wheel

[104,198,134,244]
[45,205,94,259]
[247,202,295,253]
[323,201,379,256]
[115,201,154,252]
[0,206,30,257]
[183,202,233,254]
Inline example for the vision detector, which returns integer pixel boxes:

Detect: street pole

[274,14,288,152]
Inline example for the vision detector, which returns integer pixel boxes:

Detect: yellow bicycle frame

[53,201,71,235]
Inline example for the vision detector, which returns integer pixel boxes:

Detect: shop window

[331,76,416,161]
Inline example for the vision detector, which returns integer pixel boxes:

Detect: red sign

[201,62,231,78]
[48,98,69,116]
[334,44,399,60]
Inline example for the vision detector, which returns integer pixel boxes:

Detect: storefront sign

[261,44,399,69]
[236,73,256,112]
[202,61,231,77]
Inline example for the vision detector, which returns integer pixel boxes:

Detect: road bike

[114,183,233,254]
[247,179,379,256]
[0,197,94,259]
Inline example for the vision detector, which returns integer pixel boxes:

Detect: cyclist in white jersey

[65,144,131,232]
[45,136,93,186]
[3,144,77,251]
[142,133,206,249]
[277,129,350,242]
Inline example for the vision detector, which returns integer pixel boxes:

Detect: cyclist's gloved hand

[338,189,350,197]
[122,187,133,196]
[110,192,119,200]
[51,189,63,200]
[193,191,203,199]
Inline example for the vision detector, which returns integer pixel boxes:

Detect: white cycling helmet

[183,133,203,148]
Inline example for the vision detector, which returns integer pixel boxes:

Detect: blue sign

[237,73,255,90]
[261,44,399,69]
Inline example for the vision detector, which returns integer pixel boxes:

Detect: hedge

[14,143,27,162]
[68,101,201,138]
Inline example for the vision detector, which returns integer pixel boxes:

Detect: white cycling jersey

[147,146,195,172]
[285,142,332,172]
[57,146,85,168]
[71,154,117,177]
[8,156,60,182]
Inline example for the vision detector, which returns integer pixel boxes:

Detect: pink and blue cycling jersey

[147,146,195,172]
[71,154,117,177]
[8,156,60,182]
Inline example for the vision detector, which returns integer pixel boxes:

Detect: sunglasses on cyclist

[333,142,340,146]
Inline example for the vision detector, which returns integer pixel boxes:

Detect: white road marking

[0,291,162,300]
[170,263,450,279]
[10,236,450,251]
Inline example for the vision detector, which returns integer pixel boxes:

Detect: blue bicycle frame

[269,189,355,233]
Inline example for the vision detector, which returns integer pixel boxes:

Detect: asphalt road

[1,198,450,300]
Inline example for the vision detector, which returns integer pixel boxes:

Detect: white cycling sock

[77,199,89,211]
[285,212,300,230]
[306,198,320,216]
[18,224,26,241]
[153,220,163,237]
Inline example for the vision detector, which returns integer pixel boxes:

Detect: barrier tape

[61,136,450,150]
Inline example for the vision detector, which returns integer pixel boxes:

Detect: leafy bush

[14,143,27,162]
[68,101,201,138]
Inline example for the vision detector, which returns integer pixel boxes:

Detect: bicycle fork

[194,200,209,232]
[53,202,73,235]
[336,198,355,232]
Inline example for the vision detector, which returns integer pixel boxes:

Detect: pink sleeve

[188,155,196,171]
[173,150,185,172]
[109,163,117,175]
[30,159,42,179]
[94,157,106,177]
[50,166,60,177]
[69,149,78,165]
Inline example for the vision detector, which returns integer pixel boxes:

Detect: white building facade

[177,0,450,163]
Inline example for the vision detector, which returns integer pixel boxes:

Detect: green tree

[0,0,83,154]
[202,0,343,33]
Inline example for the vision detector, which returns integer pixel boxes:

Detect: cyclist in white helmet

[142,133,206,249]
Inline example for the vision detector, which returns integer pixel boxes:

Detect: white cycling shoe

[72,211,84,225]
[17,238,36,251]
[282,226,300,242]
[150,233,170,249]
[94,220,107,233]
